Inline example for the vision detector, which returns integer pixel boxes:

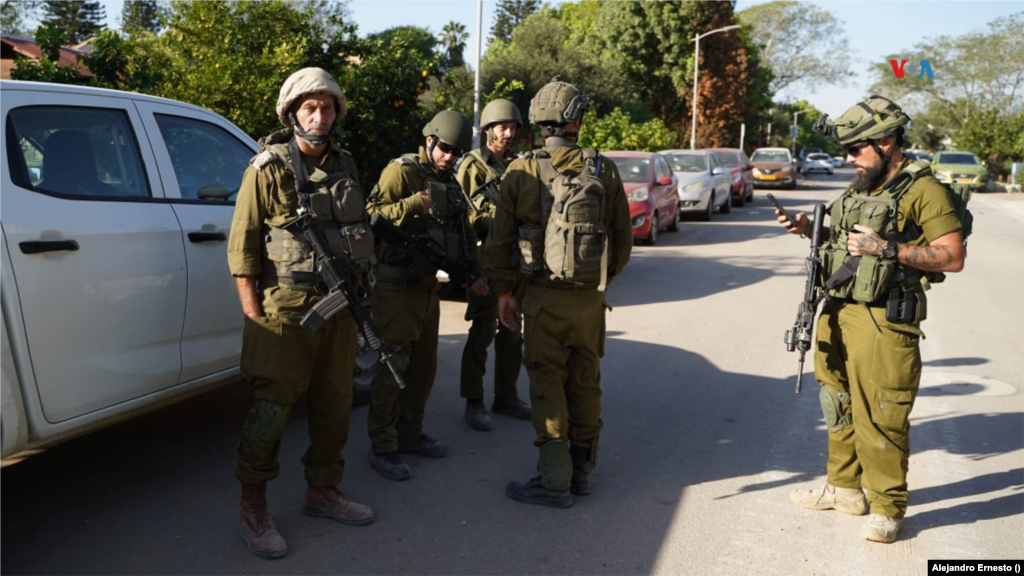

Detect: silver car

[800,152,834,175]
[660,149,733,221]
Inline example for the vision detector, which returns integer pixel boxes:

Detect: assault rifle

[477,178,501,206]
[369,213,479,287]
[281,213,406,389]
[783,203,826,394]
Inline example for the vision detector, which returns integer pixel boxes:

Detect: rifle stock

[784,203,826,394]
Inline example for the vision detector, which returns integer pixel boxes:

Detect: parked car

[800,152,834,176]
[659,149,732,221]
[831,156,845,168]
[707,147,754,207]
[931,151,988,190]
[604,151,680,245]
[1,80,258,460]
[750,147,797,190]
[903,150,933,163]
[797,147,823,172]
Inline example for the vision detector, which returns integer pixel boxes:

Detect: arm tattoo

[902,244,954,271]
[854,234,883,256]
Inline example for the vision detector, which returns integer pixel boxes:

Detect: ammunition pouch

[819,386,852,432]
[517,224,544,275]
[852,255,896,303]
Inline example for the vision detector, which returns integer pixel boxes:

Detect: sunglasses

[844,142,871,157]
[436,140,465,158]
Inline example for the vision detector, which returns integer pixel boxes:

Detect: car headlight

[752,168,762,176]
[934,172,951,182]
[627,186,649,203]
[684,181,705,193]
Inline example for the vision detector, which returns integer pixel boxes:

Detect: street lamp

[791,109,809,157]
[689,24,741,150]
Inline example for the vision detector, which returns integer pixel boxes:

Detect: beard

[850,156,887,191]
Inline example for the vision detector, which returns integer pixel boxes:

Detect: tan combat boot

[239,482,288,559]
[303,486,374,526]
[861,514,902,543]
[790,483,868,515]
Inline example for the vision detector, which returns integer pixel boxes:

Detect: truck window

[153,114,253,203]
[6,106,150,199]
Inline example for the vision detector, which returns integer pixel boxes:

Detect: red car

[707,147,754,207]
[604,151,680,245]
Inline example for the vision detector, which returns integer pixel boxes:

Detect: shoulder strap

[536,157,557,229]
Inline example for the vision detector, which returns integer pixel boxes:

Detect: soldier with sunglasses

[365,110,488,481]
[776,96,966,544]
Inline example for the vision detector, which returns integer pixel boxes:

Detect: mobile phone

[766,193,798,228]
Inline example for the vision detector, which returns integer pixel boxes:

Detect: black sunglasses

[436,140,465,158]
[845,141,871,157]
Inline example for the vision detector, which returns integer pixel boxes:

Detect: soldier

[779,96,966,543]
[482,79,632,508]
[456,98,531,432]
[366,110,488,481]
[227,67,375,559]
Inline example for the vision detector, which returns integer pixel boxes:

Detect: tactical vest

[517,148,609,290]
[371,154,469,284]
[465,148,505,216]
[819,160,936,305]
[256,138,374,292]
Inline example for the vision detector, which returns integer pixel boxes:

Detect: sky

[88,0,1020,117]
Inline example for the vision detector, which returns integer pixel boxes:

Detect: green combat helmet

[480,98,522,130]
[423,110,473,151]
[529,77,589,137]
[822,95,911,147]
[276,67,347,144]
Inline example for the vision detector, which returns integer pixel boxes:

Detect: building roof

[0,34,93,79]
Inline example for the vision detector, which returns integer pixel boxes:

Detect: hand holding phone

[767,193,806,235]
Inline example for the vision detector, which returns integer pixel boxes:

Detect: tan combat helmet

[831,95,910,146]
[275,67,347,128]
[528,77,589,125]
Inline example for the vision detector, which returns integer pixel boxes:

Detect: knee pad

[243,399,293,446]
[819,386,852,432]
[538,440,572,491]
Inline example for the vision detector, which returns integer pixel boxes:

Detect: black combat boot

[506,476,573,509]
[570,445,593,496]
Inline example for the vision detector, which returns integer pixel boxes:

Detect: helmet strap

[289,112,332,146]
[869,139,892,170]
[425,136,448,174]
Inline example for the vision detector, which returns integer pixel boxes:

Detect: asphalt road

[2,167,1022,575]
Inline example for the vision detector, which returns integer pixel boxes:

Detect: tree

[1,0,41,37]
[366,26,437,62]
[41,0,105,45]
[489,0,539,47]
[577,108,676,152]
[737,1,853,97]
[954,109,1024,178]
[439,20,467,67]
[121,0,164,35]
[9,24,80,83]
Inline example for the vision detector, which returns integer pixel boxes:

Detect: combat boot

[791,483,868,516]
[369,451,412,481]
[398,434,449,458]
[506,476,573,509]
[861,514,902,543]
[464,400,494,431]
[238,482,288,559]
[569,446,592,496]
[303,485,374,526]
[492,397,531,421]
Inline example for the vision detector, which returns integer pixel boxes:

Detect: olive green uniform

[228,129,367,487]
[456,147,524,403]
[366,147,480,453]
[815,159,960,519]
[482,139,632,465]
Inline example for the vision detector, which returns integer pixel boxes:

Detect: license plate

[956,177,973,183]
[761,175,776,180]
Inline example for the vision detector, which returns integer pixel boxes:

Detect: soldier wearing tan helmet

[227,67,374,559]
[777,95,966,543]
[482,78,632,508]
[456,99,531,432]
[364,110,488,481]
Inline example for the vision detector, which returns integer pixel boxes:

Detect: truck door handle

[187,232,227,243]
[19,240,79,254]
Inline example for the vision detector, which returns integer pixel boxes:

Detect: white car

[800,152,834,175]
[1,81,258,460]
[659,149,733,221]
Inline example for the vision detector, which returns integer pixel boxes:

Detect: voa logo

[890,59,935,79]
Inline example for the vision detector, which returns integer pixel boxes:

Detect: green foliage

[9,25,79,83]
[577,108,676,152]
[41,0,105,44]
[366,26,437,62]
[439,21,468,68]
[489,0,540,47]
[737,1,853,96]
[82,29,166,93]
[953,109,1024,177]
[121,0,164,36]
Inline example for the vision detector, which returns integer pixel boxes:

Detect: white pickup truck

[1,81,259,460]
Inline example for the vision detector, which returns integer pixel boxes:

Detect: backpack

[535,148,609,289]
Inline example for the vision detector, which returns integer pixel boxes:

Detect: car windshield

[808,154,830,161]
[751,150,790,163]
[611,157,651,183]
[938,153,979,165]
[666,154,707,172]
[716,152,742,167]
